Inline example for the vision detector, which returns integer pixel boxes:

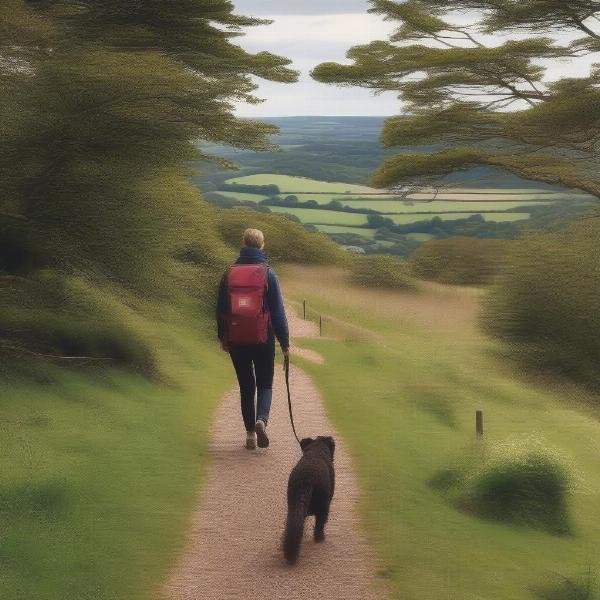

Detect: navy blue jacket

[216,247,290,350]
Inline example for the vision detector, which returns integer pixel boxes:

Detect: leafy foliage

[484,216,600,386]
[350,254,416,289]
[459,438,572,534]
[434,437,572,534]
[312,0,600,197]
[214,208,347,266]
[1,1,297,289]
[0,1,302,365]
[536,573,598,600]
[410,236,509,284]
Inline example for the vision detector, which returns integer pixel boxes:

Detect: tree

[367,213,388,228]
[1,1,297,290]
[312,0,600,197]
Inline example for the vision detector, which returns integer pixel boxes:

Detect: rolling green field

[293,193,397,204]
[387,212,530,224]
[313,224,377,238]
[283,266,600,600]
[215,173,574,234]
[404,192,583,202]
[215,191,268,202]
[0,318,232,600]
[272,206,530,227]
[210,172,595,253]
[340,200,551,213]
[269,206,368,225]
[225,173,376,194]
[406,233,436,242]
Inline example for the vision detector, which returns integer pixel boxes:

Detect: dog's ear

[322,436,335,458]
[300,438,314,452]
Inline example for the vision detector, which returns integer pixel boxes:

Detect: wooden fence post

[303,300,306,320]
[476,410,484,437]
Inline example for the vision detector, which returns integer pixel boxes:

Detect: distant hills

[198,116,568,191]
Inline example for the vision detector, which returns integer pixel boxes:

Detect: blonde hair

[242,228,265,249]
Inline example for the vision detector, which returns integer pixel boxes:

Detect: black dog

[283,436,335,564]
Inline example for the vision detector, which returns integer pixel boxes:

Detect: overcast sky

[231,1,597,118]
[232,0,399,117]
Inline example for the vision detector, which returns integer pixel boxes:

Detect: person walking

[216,228,289,450]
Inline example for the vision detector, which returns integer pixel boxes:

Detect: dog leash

[284,354,302,447]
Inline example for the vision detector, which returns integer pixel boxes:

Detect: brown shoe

[255,420,269,448]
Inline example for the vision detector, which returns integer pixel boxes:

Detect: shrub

[536,573,598,600]
[0,273,157,374]
[350,254,416,290]
[484,218,600,386]
[214,208,347,266]
[410,237,509,285]
[456,438,572,534]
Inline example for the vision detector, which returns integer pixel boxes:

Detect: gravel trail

[163,309,383,600]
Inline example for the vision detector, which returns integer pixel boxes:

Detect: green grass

[292,193,398,204]
[404,193,576,202]
[313,224,377,238]
[0,319,232,600]
[387,212,530,224]
[340,200,551,212]
[224,173,376,194]
[213,191,268,202]
[283,267,600,600]
[406,233,435,242]
[268,206,368,225]
[268,206,528,226]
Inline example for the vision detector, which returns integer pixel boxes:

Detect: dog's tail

[283,486,311,565]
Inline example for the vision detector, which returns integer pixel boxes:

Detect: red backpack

[225,264,270,346]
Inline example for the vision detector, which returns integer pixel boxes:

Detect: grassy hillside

[0,207,344,600]
[1,309,232,600]
[283,265,600,600]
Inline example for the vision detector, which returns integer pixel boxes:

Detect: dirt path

[163,310,383,600]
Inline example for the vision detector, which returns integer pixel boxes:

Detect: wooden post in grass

[303,300,306,320]
[319,316,322,337]
[476,410,484,437]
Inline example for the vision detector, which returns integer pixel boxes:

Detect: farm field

[404,192,584,202]
[214,191,267,202]
[283,265,600,600]
[339,200,552,212]
[268,206,368,225]
[206,170,596,254]
[406,232,436,242]
[293,193,397,204]
[225,173,376,194]
[217,173,572,224]
[387,212,530,224]
[274,206,530,226]
[313,224,377,238]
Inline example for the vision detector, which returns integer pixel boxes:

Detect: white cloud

[233,10,599,117]
[233,0,370,16]
[234,13,398,117]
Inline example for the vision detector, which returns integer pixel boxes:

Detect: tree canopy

[1,1,297,290]
[312,0,600,197]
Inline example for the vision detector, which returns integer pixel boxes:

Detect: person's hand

[282,348,290,358]
[220,339,229,352]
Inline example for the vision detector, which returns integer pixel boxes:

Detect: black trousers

[229,340,275,432]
